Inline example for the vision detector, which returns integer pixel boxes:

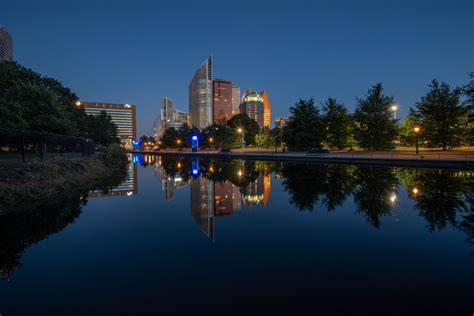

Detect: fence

[0,128,95,162]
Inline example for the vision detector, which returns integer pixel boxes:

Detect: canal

[0,155,473,315]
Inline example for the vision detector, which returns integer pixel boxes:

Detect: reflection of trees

[353,166,398,228]
[322,165,356,211]
[400,169,474,246]
[0,171,127,280]
[281,163,327,211]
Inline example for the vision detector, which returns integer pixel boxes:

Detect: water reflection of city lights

[390,194,397,203]
[238,171,243,176]
[177,162,181,168]
[126,192,133,196]
[412,188,419,195]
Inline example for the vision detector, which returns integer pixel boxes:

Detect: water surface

[0,155,473,315]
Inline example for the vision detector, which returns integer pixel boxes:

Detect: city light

[75,100,81,106]
[412,188,419,194]
[414,126,420,133]
[237,128,242,133]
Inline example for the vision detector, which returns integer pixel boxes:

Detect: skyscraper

[0,26,13,62]
[155,97,189,138]
[213,79,233,123]
[189,56,213,129]
[231,85,241,115]
[240,89,265,127]
[261,90,271,128]
[77,101,136,149]
[190,174,215,239]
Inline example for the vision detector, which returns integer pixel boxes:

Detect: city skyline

[1,0,472,136]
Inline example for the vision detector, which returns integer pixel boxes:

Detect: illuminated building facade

[242,173,271,208]
[155,97,189,138]
[240,89,265,127]
[189,56,213,129]
[275,117,289,129]
[261,90,271,128]
[190,175,215,239]
[213,80,233,123]
[0,26,13,62]
[214,181,237,216]
[89,159,138,198]
[231,85,241,115]
[78,101,136,149]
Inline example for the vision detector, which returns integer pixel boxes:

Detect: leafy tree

[283,98,324,151]
[411,80,468,149]
[270,127,283,151]
[398,114,421,146]
[255,128,275,149]
[202,123,238,149]
[227,113,260,146]
[462,73,474,145]
[353,83,398,150]
[160,127,180,148]
[322,98,353,150]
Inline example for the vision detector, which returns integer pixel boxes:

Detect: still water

[0,155,473,315]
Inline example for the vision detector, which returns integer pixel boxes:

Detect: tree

[398,114,421,147]
[270,127,283,151]
[255,128,275,149]
[411,80,468,149]
[202,123,238,149]
[227,113,260,146]
[462,73,474,145]
[160,127,180,148]
[353,83,398,150]
[283,98,324,151]
[322,98,353,150]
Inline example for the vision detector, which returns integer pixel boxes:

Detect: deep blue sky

[2,0,473,135]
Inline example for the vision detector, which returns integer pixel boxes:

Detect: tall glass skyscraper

[0,26,13,62]
[213,79,233,123]
[240,89,265,127]
[189,56,213,129]
[231,85,241,115]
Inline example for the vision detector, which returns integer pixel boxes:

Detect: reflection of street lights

[414,126,420,155]
[237,128,244,149]
[390,104,398,120]
[412,187,419,195]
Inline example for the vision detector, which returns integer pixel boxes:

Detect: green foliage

[322,98,353,150]
[353,83,398,150]
[411,80,468,149]
[255,128,275,149]
[398,114,421,146]
[270,127,283,150]
[98,144,129,169]
[226,113,260,146]
[160,127,180,148]
[0,62,119,146]
[202,123,238,149]
[177,123,199,147]
[283,98,324,151]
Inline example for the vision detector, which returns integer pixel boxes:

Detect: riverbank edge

[131,150,473,169]
[0,148,129,216]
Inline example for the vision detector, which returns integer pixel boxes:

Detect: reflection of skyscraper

[189,56,213,129]
[190,175,215,239]
[154,158,188,201]
[214,181,235,216]
[88,159,138,198]
[213,80,233,123]
[242,173,271,207]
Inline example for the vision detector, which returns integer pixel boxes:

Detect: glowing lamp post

[177,139,181,150]
[237,128,244,149]
[390,104,398,120]
[414,126,420,155]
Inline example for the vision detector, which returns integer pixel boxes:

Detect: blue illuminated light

[192,135,198,141]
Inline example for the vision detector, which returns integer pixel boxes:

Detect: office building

[0,26,13,62]
[189,56,213,129]
[78,101,136,149]
[261,90,271,128]
[240,89,265,127]
[213,79,233,123]
[231,85,241,115]
[275,117,289,129]
[155,97,189,138]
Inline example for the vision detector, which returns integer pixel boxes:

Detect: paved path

[131,149,474,169]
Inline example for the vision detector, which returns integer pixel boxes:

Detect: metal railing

[0,128,95,162]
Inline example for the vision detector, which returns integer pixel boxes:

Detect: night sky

[2,0,473,135]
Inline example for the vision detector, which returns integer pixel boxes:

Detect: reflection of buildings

[154,157,188,201]
[214,181,241,216]
[77,101,137,149]
[88,162,138,198]
[190,176,215,239]
[242,173,271,208]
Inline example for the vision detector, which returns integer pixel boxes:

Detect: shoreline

[131,150,474,169]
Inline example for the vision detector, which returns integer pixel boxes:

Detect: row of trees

[157,75,472,151]
[0,62,119,146]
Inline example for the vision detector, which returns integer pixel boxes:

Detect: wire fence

[0,128,95,163]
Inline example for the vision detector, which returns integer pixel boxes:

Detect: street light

[209,137,213,149]
[414,126,420,155]
[237,128,244,149]
[390,104,398,120]
[177,139,181,150]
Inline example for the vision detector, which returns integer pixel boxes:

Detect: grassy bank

[0,145,128,215]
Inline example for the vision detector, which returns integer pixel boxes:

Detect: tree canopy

[322,98,354,150]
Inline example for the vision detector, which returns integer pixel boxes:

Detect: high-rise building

[213,79,233,123]
[240,89,265,127]
[275,117,289,129]
[77,101,136,149]
[231,85,241,116]
[261,90,271,128]
[0,26,13,62]
[189,56,213,129]
[154,97,189,138]
[190,174,215,239]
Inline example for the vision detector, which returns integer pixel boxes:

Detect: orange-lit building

[213,80,233,123]
[261,90,271,128]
